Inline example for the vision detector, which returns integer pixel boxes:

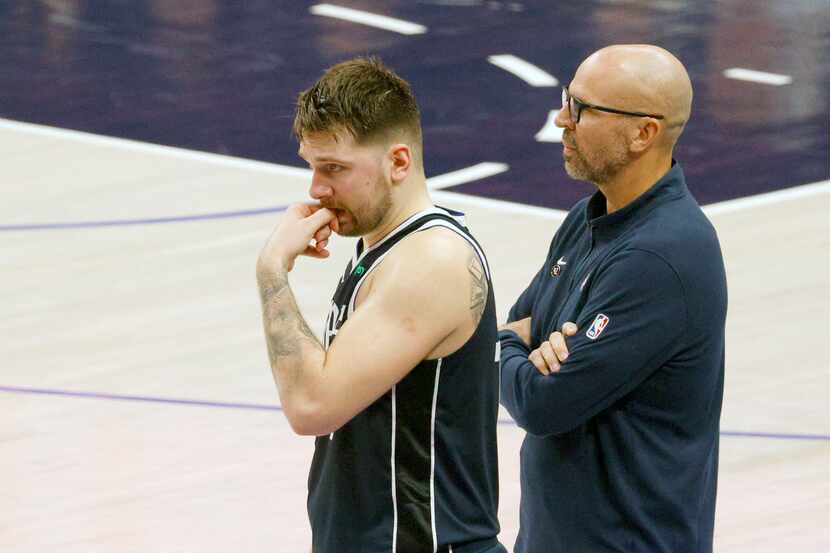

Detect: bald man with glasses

[499,45,727,553]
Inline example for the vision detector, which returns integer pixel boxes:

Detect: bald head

[575,44,693,147]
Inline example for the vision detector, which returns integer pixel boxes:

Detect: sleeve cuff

[499,329,531,353]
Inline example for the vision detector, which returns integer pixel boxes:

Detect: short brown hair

[292,57,422,150]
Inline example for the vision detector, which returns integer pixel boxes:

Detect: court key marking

[488,55,559,87]
[310,4,427,35]
[723,68,793,86]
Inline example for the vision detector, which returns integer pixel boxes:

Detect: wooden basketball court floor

[2,119,829,551]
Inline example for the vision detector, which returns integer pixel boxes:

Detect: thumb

[562,322,578,335]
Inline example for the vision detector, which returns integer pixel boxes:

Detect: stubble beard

[564,138,630,186]
[334,177,393,237]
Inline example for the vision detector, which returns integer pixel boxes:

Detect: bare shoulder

[372,226,488,325]
[382,225,471,282]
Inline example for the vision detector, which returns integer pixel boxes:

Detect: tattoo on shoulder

[468,249,488,325]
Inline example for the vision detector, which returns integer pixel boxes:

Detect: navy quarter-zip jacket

[500,162,727,553]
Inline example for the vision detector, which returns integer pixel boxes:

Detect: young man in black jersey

[256,57,505,553]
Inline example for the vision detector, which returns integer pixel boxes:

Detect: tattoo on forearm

[468,250,488,324]
[258,270,322,391]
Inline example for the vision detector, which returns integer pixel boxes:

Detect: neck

[363,176,432,248]
[597,153,672,214]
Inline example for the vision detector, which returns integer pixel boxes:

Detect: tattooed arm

[257,207,480,436]
[256,203,337,434]
[257,266,325,419]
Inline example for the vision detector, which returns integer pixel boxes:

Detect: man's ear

[630,118,661,153]
[387,143,412,184]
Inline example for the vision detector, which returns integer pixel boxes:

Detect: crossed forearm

[257,267,325,401]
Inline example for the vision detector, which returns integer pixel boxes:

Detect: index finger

[305,206,335,230]
[308,203,341,233]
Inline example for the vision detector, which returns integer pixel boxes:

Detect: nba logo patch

[586,314,610,340]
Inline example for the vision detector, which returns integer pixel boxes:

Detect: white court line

[535,110,563,143]
[427,162,509,190]
[432,190,567,220]
[3,117,829,218]
[310,4,427,35]
[488,55,558,87]
[0,117,313,179]
[723,68,793,86]
[703,179,830,216]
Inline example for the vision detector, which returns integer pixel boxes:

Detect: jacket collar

[585,160,687,242]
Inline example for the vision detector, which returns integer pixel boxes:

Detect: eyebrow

[296,150,348,165]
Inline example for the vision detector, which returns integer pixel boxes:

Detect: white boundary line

[432,190,567,219]
[703,179,830,216]
[0,117,312,178]
[310,4,427,35]
[427,162,508,190]
[488,55,558,87]
[723,68,792,86]
[535,110,563,143]
[4,117,829,218]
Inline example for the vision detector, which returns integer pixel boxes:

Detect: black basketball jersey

[307,207,502,553]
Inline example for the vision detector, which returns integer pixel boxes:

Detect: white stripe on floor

[723,68,792,86]
[488,55,559,87]
[310,4,427,35]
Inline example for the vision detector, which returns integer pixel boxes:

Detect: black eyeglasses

[561,86,664,124]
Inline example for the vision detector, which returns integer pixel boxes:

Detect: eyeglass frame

[561,86,665,124]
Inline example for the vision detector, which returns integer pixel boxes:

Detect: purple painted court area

[1,1,830,210]
[3,385,828,443]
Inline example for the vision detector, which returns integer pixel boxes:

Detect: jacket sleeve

[507,262,547,323]
[500,248,688,437]
[507,229,561,322]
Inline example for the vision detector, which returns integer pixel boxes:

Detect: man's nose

[554,107,573,129]
[309,174,333,200]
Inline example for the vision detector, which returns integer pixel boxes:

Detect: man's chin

[564,162,584,181]
[334,219,361,237]
[332,212,357,237]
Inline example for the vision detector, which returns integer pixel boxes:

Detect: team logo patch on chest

[551,256,567,277]
[586,313,610,340]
